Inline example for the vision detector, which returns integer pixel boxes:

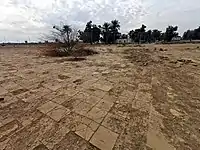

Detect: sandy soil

[0,43,200,150]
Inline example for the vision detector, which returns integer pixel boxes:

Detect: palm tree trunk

[106,33,108,44]
[114,33,116,44]
[67,31,70,43]
[90,31,93,45]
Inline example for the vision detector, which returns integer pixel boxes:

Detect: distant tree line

[78,20,121,44]
[129,25,179,43]
[30,20,200,45]
[183,26,200,41]
[77,20,183,44]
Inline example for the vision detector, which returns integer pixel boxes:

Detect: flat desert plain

[0,43,200,150]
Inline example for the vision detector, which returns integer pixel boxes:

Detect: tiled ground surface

[1,44,200,150]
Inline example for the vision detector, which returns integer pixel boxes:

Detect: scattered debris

[58,74,70,80]
[159,56,169,60]
[177,59,193,64]
[42,71,49,74]
[66,57,86,61]
[73,79,83,85]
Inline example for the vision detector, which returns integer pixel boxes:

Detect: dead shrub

[42,43,99,59]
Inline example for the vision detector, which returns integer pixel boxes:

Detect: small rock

[0,97,4,101]
[57,79,64,82]
[160,122,165,130]
[177,59,185,62]
[121,64,126,68]
[177,137,185,143]
[170,109,183,117]
[92,72,99,75]
[58,74,70,80]
[193,64,198,67]
[175,63,182,68]
[102,71,110,75]
[151,77,161,86]
[186,131,190,134]
[73,79,83,85]
[169,60,177,64]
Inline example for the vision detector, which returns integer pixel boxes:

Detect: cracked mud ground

[1,44,200,150]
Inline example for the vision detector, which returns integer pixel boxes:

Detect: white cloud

[140,0,200,34]
[0,0,200,42]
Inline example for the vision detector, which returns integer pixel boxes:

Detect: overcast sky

[0,0,200,42]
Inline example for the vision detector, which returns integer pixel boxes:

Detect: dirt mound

[123,48,161,66]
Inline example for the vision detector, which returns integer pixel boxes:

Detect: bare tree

[48,24,79,52]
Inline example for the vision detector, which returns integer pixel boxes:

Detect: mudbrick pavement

[1,45,200,150]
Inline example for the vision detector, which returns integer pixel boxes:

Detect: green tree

[146,30,152,43]
[102,22,111,44]
[129,24,147,43]
[152,29,161,42]
[80,21,101,44]
[110,20,120,43]
[52,24,78,51]
[85,21,93,44]
[164,26,178,42]
[139,24,147,43]
[183,27,200,40]
[92,24,101,43]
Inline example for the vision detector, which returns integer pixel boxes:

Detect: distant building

[172,36,182,41]
[116,39,128,43]
[116,35,132,44]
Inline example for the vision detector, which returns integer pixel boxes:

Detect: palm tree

[86,21,93,44]
[111,20,120,30]
[102,22,110,44]
[152,29,161,42]
[53,25,72,43]
[52,24,78,52]
[139,24,146,43]
[63,25,72,43]
[111,20,120,43]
